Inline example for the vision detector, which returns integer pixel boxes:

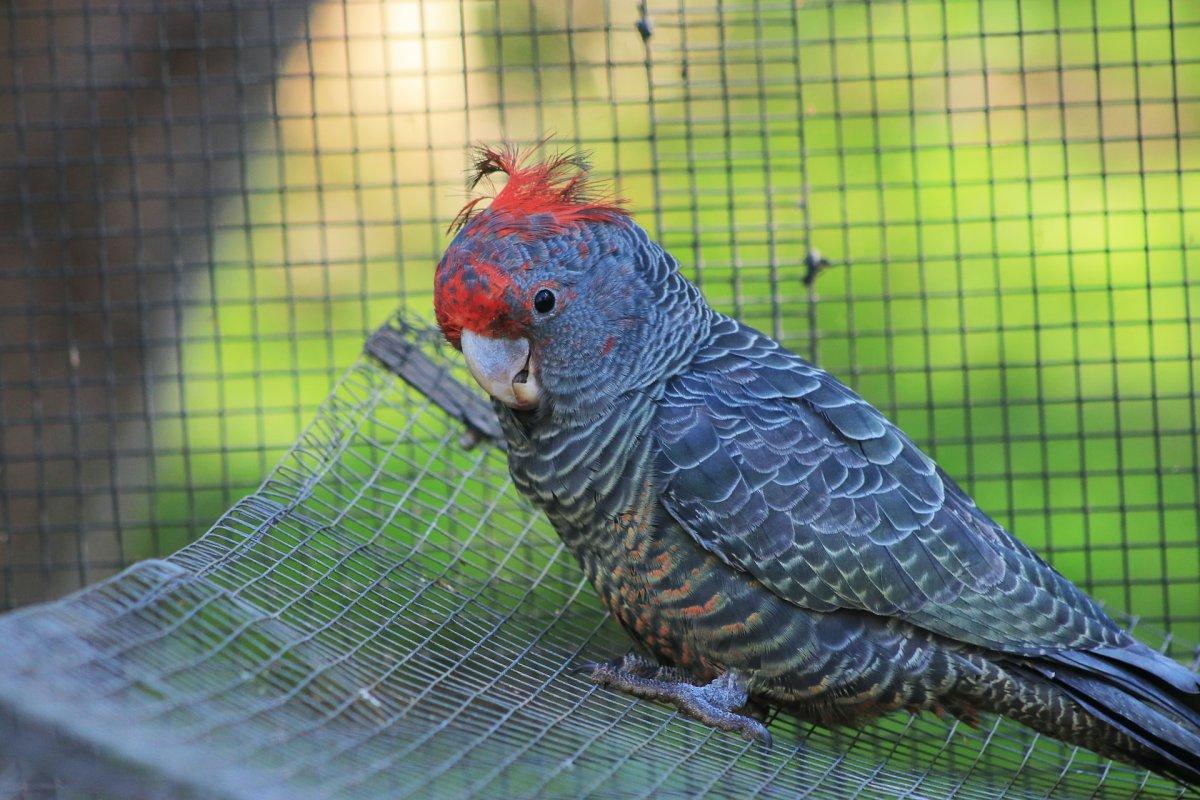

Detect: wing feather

[655,317,1131,655]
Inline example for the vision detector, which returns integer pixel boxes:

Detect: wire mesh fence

[0,314,1194,799]
[0,0,1198,797]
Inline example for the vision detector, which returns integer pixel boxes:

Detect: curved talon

[757,725,773,748]
[738,719,772,748]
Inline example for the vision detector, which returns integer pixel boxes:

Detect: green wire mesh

[0,314,1194,799]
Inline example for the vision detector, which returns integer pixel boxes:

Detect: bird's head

[435,145,695,417]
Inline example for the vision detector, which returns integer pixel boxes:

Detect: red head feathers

[448,144,628,235]
[435,145,629,349]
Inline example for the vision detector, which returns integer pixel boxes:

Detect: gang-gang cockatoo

[433,145,1200,786]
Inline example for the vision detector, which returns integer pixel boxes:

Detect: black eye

[533,288,556,314]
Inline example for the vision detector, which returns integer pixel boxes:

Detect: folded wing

[655,317,1131,655]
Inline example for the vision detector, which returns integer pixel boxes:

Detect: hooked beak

[459,329,542,410]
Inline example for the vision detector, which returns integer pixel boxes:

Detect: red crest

[449,144,627,235]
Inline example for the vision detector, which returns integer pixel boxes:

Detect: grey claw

[745,721,772,749]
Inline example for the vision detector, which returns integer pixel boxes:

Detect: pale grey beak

[459,329,542,410]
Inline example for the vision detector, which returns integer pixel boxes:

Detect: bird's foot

[574,652,693,684]
[578,658,772,747]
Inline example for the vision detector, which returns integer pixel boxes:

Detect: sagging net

[0,314,1196,799]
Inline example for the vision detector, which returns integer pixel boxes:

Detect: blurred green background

[45,0,1196,639]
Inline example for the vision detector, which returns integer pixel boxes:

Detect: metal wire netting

[1,0,1199,797]
[0,314,1194,799]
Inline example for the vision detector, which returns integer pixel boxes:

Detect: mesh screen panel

[0,0,1198,796]
[0,316,1195,799]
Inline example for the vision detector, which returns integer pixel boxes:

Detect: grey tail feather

[1021,646,1200,789]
